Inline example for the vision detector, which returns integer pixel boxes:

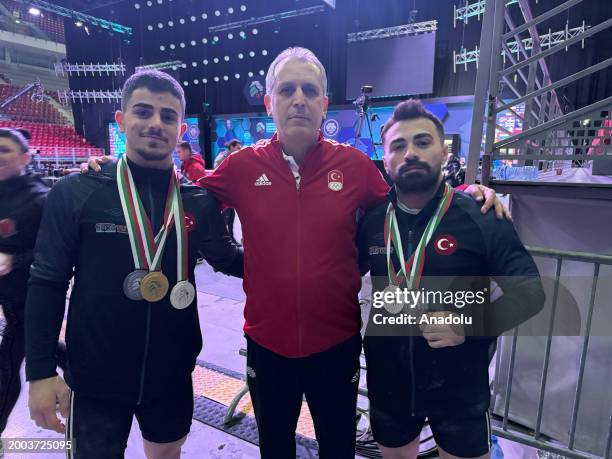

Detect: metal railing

[31,145,105,165]
[492,246,612,458]
[224,246,612,458]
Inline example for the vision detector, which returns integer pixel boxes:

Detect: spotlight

[28,7,41,16]
[192,62,197,67]
[227,33,233,39]
[134,3,140,9]
[202,38,208,44]
[213,57,219,63]
[172,66,177,70]
[190,16,196,22]
[262,49,268,56]
[190,40,196,46]
[224,56,230,62]
[75,20,83,27]
[170,43,176,49]
[180,42,185,48]
[248,71,253,77]
[181,63,187,68]
[168,21,173,27]
[259,70,265,76]
[238,53,244,59]
[201,13,207,20]
[249,51,255,57]
[213,36,219,42]
[240,5,247,12]
[214,10,220,16]
[184,81,189,86]
[214,76,220,82]
[157,23,163,29]
[194,79,199,84]
[160,45,165,50]
[147,25,153,31]
[235,73,240,79]
[179,18,185,24]
[252,28,258,35]
[228,7,234,14]
[203,59,209,65]
[146,0,152,6]
[157,0,162,4]
[239,31,246,39]
[203,78,208,84]
[223,75,229,81]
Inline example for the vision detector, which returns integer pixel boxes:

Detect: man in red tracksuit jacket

[200,47,508,459]
[178,141,207,182]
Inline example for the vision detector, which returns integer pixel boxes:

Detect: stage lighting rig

[135,60,184,72]
[13,0,132,36]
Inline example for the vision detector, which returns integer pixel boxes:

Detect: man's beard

[135,147,171,162]
[391,161,440,193]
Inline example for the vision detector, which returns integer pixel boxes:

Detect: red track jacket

[180,153,207,182]
[200,132,389,357]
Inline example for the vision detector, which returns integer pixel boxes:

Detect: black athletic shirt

[25,160,243,404]
[358,182,545,416]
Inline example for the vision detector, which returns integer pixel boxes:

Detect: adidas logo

[254,173,272,186]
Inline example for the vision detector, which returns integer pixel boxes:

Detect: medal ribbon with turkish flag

[117,156,178,272]
[384,182,454,289]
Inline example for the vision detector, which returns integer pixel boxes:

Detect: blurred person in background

[0,128,50,441]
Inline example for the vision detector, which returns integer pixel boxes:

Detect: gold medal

[140,271,169,302]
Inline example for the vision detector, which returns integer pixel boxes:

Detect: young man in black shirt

[359,100,545,459]
[26,71,242,459]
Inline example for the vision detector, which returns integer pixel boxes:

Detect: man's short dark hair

[381,99,445,146]
[0,128,30,153]
[178,141,192,151]
[121,69,186,118]
[224,139,242,148]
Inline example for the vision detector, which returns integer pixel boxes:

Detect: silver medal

[170,280,196,309]
[123,270,147,301]
[383,284,404,314]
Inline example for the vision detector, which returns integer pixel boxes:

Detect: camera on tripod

[353,85,373,111]
[352,85,381,156]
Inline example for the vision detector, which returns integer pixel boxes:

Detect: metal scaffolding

[135,61,184,72]
[347,20,438,43]
[454,0,518,26]
[453,22,589,70]
[13,0,132,35]
[54,62,127,77]
[58,90,122,104]
[465,0,612,195]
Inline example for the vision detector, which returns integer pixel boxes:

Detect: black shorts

[370,407,492,458]
[66,376,193,459]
